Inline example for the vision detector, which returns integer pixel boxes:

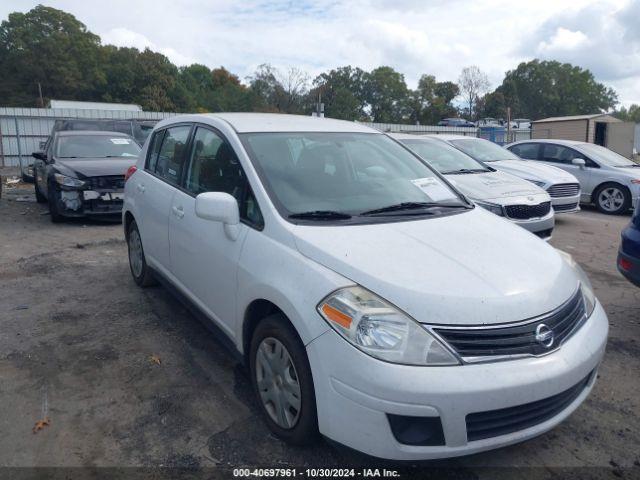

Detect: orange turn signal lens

[321,303,352,329]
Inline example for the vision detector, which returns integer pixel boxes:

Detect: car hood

[293,208,578,326]
[491,159,578,184]
[446,170,549,203]
[54,157,136,178]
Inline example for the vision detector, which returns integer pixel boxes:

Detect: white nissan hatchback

[123,113,608,460]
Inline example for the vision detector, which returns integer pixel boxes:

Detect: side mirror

[571,158,586,169]
[195,192,240,240]
[32,151,46,161]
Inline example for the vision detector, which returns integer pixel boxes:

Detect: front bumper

[550,193,581,214]
[509,210,555,240]
[52,187,124,218]
[306,301,608,460]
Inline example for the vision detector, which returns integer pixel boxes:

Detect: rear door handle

[172,205,184,219]
[136,183,145,193]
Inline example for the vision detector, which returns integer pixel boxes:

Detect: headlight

[317,286,459,366]
[54,173,86,188]
[526,179,546,188]
[474,200,505,216]
[557,250,596,317]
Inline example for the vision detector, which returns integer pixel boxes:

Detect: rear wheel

[594,183,630,215]
[250,314,318,444]
[127,219,156,286]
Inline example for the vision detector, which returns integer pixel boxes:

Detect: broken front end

[51,174,125,218]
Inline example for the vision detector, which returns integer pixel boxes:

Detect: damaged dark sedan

[32,131,140,222]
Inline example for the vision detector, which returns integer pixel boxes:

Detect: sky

[2,0,639,107]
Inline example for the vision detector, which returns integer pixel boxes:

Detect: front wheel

[250,314,318,444]
[127,219,156,286]
[34,172,46,203]
[594,183,630,215]
[48,186,63,223]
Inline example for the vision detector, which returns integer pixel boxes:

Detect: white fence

[0,107,177,168]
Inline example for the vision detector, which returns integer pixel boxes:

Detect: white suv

[123,113,608,460]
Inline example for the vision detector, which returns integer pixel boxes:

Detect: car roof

[55,130,131,137]
[157,113,377,134]
[509,139,586,147]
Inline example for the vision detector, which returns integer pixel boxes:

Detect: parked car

[617,199,640,286]
[439,135,582,214]
[476,117,503,127]
[391,133,555,239]
[437,118,475,127]
[123,113,607,461]
[23,118,157,183]
[507,139,640,215]
[32,131,140,222]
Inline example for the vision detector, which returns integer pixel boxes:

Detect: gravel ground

[0,181,638,479]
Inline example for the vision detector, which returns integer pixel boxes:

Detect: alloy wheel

[598,187,625,213]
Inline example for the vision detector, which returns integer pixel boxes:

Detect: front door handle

[172,205,184,219]
[136,183,145,193]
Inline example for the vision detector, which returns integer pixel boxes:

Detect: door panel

[169,189,248,336]
[540,144,592,195]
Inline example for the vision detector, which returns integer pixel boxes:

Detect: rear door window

[154,125,192,185]
[510,143,540,160]
[541,144,574,164]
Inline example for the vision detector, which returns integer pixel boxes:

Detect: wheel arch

[593,181,631,202]
[243,299,290,365]
[123,210,135,240]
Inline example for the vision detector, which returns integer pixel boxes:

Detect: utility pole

[37,82,44,108]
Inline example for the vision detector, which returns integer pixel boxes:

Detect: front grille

[505,201,551,220]
[433,288,586,360]
[89,175,125,190]
[465,371,593,441]
[547,183,580,198]
[554,202,579,212]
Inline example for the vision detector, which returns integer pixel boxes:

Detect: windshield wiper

[361,201,467,216]
[442,168,488,174]
[288,210,352,220]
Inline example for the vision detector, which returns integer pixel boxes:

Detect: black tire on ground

[47,185,64,223]
[127,219,156,287]
[34,172,46,203]
[249,314,318,445]
[594,182,631,215]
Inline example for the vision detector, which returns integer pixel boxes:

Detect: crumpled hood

[293,208,578,326]
[447,170,548,203]
[55,157,136,179]
[492,160,578,184]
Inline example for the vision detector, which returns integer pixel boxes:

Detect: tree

[495,60,618,119]
[311,66,368,120]
[458,66,490,119]
[0,5,104,106]
[364,66,410,123]
[248,64,309,113]
[614,104,640,123]
[410,75,459,124]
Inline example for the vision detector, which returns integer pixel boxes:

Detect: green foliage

[614,104,640,123]
[0,5,622,126]
[495,60,618,120]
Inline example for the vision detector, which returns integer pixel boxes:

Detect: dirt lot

[1,180,639,478]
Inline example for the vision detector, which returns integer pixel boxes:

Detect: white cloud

[537,28,589,52]
[101,27,197,66]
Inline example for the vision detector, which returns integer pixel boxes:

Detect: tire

[34,172,46,203]
[127,219,156,287]
[594,183,630,215]
[47,185,64,223]
[250,314,318,445]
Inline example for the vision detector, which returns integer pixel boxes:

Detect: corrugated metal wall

[0,107,177,167]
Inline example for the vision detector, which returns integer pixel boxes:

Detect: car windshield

[400,139,490,174]
[241,132,466,221]
[449,138,520,162]
[578,144,637,167]
[56,135,141,158]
